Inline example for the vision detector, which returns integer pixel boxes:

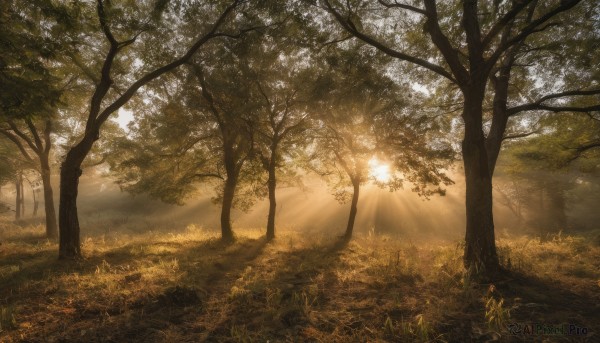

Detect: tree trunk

[462,89,500,275]
[15,175,21,221]
[59,138,93,259]
[32,185,38,217]
[41,155,58,239]
[20,176,25,218]
[486,76,510,176]
[266,156,277,241]
[220,175,236,242]
[344,180,360,240]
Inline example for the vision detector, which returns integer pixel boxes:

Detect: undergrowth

[0,218,598,342]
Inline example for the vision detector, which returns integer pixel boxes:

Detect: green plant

[485,285,510,332]
[0,306,17,332]
[393,315,435,342]
[291,290,317,315]
[230,324,253,343]
[414,314,432,341]
[383,316,395,336]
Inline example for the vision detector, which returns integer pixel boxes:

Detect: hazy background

[3,165,598,242]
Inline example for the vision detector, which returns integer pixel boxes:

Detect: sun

[368,158,391,182]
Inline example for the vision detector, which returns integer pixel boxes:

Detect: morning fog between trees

[1,0,599,341]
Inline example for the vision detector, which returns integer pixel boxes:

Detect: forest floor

[0,217,599,342]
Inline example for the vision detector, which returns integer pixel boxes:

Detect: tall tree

[55,0,260,258]
[320,0,599,276]
[108,40,265,242]
[249,47,313,241]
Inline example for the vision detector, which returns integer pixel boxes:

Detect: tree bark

[461,87,500,275]
[40,155,58,239]
[59,138,93,259]
[344,179,360,240]
[220,175,237,242]
[266,153,277,241]
[486,67,511,175]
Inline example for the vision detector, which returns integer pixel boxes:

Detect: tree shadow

[197,235,432,342]
[497,271,599,328]
[440,269,599,342]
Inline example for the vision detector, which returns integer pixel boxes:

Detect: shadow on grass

[6,231,596,342]
[497,270,599,329]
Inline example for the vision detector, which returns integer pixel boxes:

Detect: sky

[116,108,134,131]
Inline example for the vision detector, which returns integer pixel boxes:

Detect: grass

[0,217,599,342]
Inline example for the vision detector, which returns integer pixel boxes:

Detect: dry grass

[0,216,598,342]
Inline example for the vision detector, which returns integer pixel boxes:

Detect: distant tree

[0,137,35,220]
[248,47,314,241]
[0,118,58,236]
[495,113,600,234]
[309,44,452,240]
[0,0,70,234]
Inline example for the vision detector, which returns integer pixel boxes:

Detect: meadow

[1,215,598,342]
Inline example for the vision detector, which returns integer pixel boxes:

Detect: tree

[191,61,260,242]
[320,0,599,276]
[309,44,452,240]
[108,39,266,242]
[0,118,58,237]
[0,136,36,221]
[54,0,261,258]
[249,46,313,241]
[496,113,600,234]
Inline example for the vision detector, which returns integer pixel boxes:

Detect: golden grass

[0,217,598,342]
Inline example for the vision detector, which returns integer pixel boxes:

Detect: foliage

[308,42,453,201]
[0,0,64,120]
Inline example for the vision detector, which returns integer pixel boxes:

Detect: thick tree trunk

[462,89,500,275]
[15,175,21,221]
[59,138,93,259]
[266,157,277,241]
[486,74,510,175]
[59,160,83,259]
[220,175,236,242]
[41,156,58,239]
[344,180,360,240]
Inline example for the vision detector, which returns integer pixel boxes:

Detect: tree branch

[94,0,243,127]
[502,130,538,141]
[323,0,457,83]
[7,120,39,154]
[489,0,582,66]
[25,118,43,151]
[377,0,426,15]
[194,173,224,180]
[0,129,35,162]
[423,0,468,84]
[482,0,536,49]
[507,88,600,116]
